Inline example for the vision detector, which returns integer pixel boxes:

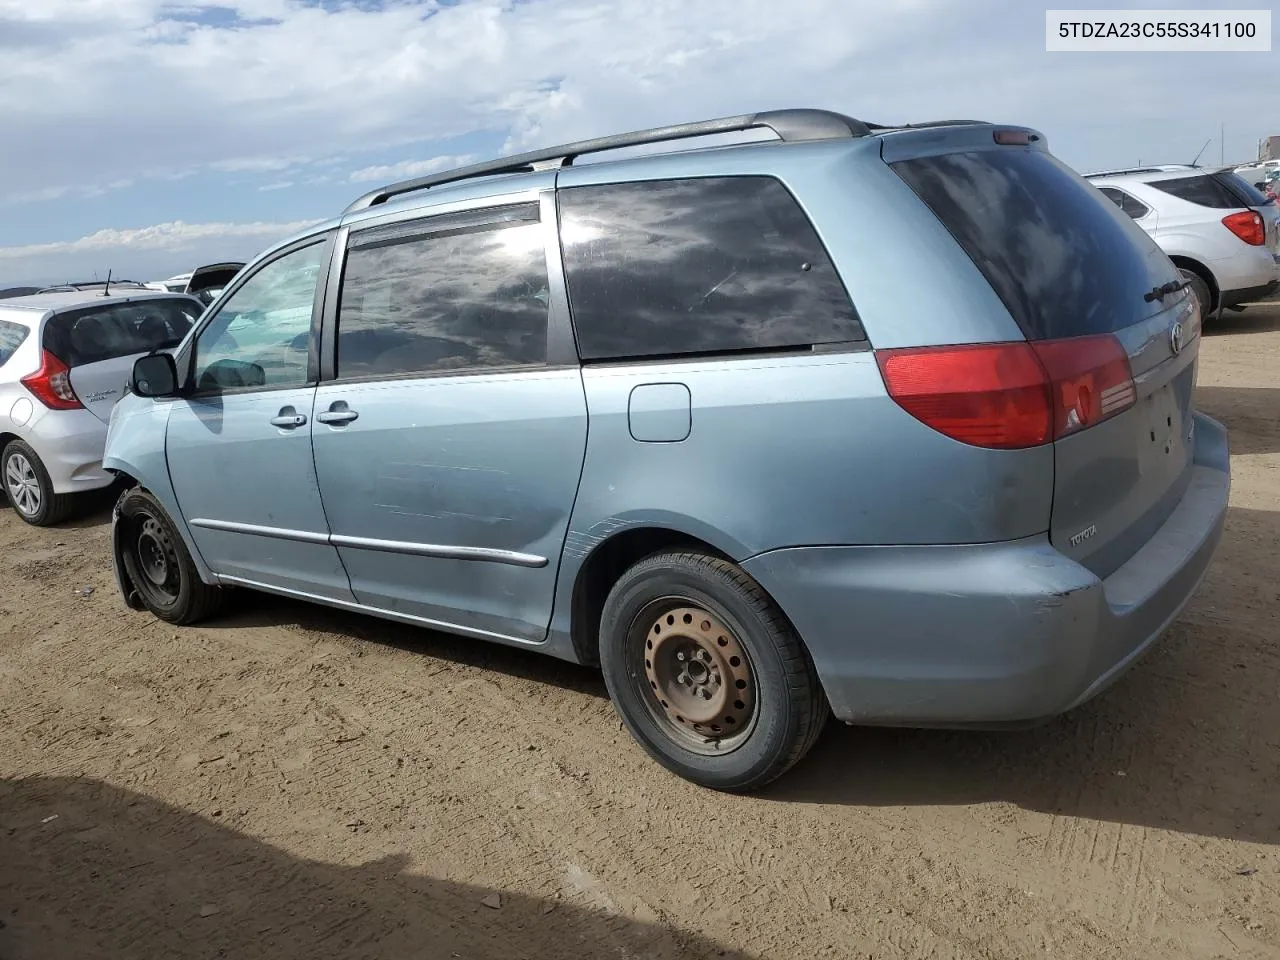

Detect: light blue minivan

[104,109,1230,791]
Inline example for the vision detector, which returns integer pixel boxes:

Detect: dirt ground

[1,305,1278,960]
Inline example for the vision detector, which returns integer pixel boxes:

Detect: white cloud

[348,154,476,183]
[0,219,321,285]
[0,219,320,260]
[0,0,968,203]
[0,0,1274,279]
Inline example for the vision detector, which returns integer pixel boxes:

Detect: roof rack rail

[35,280,148,294]
[1084,163,1198,178]
[344,108,878,213]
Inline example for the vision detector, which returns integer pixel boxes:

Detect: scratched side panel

[311,367,589,643]
[543,351,1055,659]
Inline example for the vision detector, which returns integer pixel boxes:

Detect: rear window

[44,298,201,366]
[558,176,863,361]
[0,319,28,368]
[891,149,1180,340]
[1149,174,1248,209]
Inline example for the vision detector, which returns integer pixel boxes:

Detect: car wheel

[117,487,224,625]
[599,550,828,792]
[2,439,76,526]
[1178,268,1212,322]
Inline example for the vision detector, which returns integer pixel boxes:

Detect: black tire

[599,550,828,792]
[1178,267,1212,322]
[117,487,224,625]
[1,439,77,526]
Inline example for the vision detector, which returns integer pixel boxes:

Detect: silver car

[104,110,1230,791]
[1086,165,1280,318]
[0,290,201,525]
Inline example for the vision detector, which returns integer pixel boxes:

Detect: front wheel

[599,551,828,792]
[116,487,224,624]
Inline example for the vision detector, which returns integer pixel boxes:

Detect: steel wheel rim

[132,514,181,604]
[630,598,758,756]
[5,453,41,517]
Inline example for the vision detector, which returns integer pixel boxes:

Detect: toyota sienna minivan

[103,109,1230,791]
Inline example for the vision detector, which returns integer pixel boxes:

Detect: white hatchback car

[1085,165,1280,318]
[0,290,202,525]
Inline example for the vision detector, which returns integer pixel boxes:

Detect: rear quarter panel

[544,138,1056,654]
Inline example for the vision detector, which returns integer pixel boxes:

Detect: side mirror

[131,352,180,398]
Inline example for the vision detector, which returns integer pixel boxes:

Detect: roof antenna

[1189,137,1212,168]
[102,269,112,297]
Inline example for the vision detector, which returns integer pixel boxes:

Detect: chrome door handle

[270,412,307,429]
[317,405,358,425]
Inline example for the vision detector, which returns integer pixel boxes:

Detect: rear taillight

[21,350,82,410]
[1221,210,1266,246]
[876,334,1135,450]
[1031,335,1136,439]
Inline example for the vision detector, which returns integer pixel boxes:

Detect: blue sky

[0,0,1274,285]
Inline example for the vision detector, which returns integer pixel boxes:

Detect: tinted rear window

[558,176,863,361]
[1149,174,1247,209]
[892,149,1179,340]
[44,298,201,366]
[0,319,28,368]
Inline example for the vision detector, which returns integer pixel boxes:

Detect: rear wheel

[599,551,828,792]
[1178,267,1212,321]
[117,487,224,624]
[2,440,76,526]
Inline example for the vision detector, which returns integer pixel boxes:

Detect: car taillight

[20,350,83,410]
[876,334,1135,450]
[1221,210,1265,246]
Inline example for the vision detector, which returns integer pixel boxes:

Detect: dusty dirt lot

[1,306,1278,960]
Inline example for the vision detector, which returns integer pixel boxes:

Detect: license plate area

[1137,383,1189,475]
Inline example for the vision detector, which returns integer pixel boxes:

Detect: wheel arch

[1168,255,1220,312]
[566,523,746,667]
[104,454,217,587]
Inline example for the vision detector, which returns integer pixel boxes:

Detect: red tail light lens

[21,350,82,410]
[1221,210,1265,246]
[875,342,1052,449]
[1030,334,1136,439]
[876,335,1135,449]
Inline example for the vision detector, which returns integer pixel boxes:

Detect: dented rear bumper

[741,412,1231,726]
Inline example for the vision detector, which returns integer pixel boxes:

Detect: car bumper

[1220,277,1280,308]
[26,408,113,494]
[740,412,1231,727]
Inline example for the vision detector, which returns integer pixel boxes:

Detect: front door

[166,236,354,601]
[310,201,587,642]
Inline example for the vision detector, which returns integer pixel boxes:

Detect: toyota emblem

[1170,320,1184,356]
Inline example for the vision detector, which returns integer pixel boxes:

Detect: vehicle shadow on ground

[204,591,611,702]
[768,505,1280,847]
[156,499,1278,849]
[1196,385,1280,455]
[1206,302,1280,336]
[0,776,751,960]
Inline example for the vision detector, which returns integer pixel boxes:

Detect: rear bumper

[24,408,113,494]
[740,412,1231,726]
[1220,278,1280,308]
